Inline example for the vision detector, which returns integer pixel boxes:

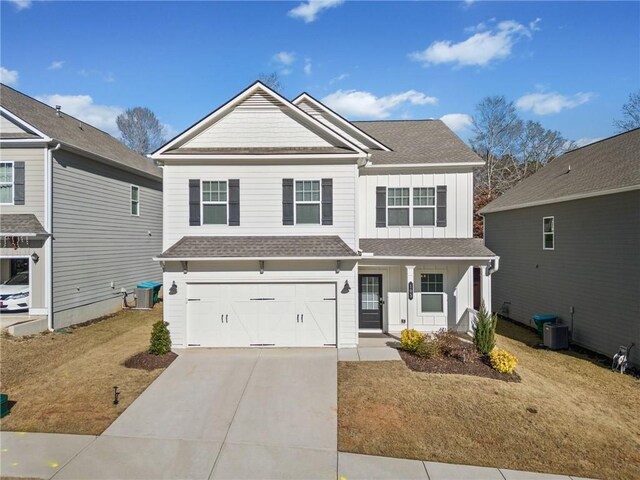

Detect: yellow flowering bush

[400,328,425,352]
[489,348,518,374]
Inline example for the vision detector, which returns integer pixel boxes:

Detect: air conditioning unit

[135,287,153,309]
[543,323,569,350]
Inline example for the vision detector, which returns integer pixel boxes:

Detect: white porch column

[480,265,491,312]
[406,265,415,329]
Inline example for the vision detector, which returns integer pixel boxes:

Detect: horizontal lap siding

[0,147,45,224]
[485,191,640,365]
[163,163,357,250]
[1,114,31,134]
[52,150,163,317]
[359,170,473,239]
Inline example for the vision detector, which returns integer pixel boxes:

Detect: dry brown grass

[0,306,167,435]
[339,320,640,480]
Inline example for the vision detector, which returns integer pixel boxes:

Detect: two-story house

[152,82,498,348]
[0,84,163,334]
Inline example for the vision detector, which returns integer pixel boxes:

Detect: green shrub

[149,320,172,355]
[473,302,497,355]
[400,328,424,352]
[415,337,442,359]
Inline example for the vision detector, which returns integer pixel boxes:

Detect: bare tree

[613,90,640,132]
[116,107,166,155]
[258,72,283,93]
[517,120,574,179]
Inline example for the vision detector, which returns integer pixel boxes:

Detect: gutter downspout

[46,143,61,331]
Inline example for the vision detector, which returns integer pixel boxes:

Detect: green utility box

[0,393,8,418]
[136,282,162,304]
[532,314,558,338]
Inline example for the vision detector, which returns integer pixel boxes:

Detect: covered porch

[357,238,498,336]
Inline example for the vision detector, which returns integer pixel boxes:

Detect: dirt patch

[124,351,177,371]
[398,348,520,383]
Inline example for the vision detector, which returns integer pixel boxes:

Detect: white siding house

[152,82,498,349]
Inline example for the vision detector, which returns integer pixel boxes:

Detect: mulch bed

[398,348,521,383]
[124,351,177,371]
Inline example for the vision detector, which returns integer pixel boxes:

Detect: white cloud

[48,61,65,70]
[304,59,312,76]
[321,89,438,119]
[288,0,344,23]
[410,18,539,68]
[36,94,123,136]
[574,137,601,148]
[0,66,19,86]
[273,51,295,66]
[440,113,473,132]
[7,0,32,10]
[516,91,593,115]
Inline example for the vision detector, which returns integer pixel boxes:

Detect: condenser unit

[135,287,153,309]
[543,323,569,350]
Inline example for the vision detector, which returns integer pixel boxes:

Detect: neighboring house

[0,84,163,331]
[151,81,497,348]
[481,129,640,365]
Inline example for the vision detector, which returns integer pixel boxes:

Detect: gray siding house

[0,84,163,331]
[481,129,640,365]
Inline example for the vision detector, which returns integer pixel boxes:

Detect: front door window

[359,274,383,329]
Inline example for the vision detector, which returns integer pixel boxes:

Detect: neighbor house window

[413,187,435,226]
[130,185,139,216]
[295,180,320,224]
[202,181,227,224]
[420,273,444,313]
[543,216,554,250]
[0,162,13,204]
[388,188,409,226]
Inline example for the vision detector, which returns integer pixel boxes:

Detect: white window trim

[201,180,228,225]
[386,186,438,227]
[294,179,322,225]
[387,187,410,227]
[130,185,140,216]
[543,216,554,250]
[0,161,15,206]
[417,271,447,317]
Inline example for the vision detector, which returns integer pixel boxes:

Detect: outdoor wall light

[31,252,39,263]
[342,280,351,293]
[169,281,178,295]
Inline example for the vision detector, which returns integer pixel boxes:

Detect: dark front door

[359,274,383,329]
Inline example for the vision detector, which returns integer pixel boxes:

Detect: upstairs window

[0,162,13,204]
[202,181,228,224]
[420,273,444,313]
[543,216,554,250]
[388,187,410,226]
[130,185,139,216]
[295,180,321,224]
[413,187,435,226]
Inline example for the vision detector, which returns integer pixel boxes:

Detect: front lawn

[338,320,640,480]
[0,306,169,435]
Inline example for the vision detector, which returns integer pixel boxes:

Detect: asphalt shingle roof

[481,129,640,214]
[360,238,495,257]
[353,120,482,165]
[0,214,48,235]
[1,84,162,180]
[159,236,358,258]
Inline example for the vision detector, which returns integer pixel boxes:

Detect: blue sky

[1,0,638,146]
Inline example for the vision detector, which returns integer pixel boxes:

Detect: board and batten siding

[484,190,640,365]
[51,149,163,327]
[0,147,46,224]
[358,169,474,239]
[163,163,358,251]
[163,260,358,348]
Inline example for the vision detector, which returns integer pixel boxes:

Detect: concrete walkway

[338,333,402,361]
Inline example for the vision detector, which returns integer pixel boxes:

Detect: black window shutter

[436,185,447,227]
[376,186,386,228]
[282,178,294,225]
[189,179,201,226]
[229,179,240,226]
[321,178,333,225]
[14,161,25,205]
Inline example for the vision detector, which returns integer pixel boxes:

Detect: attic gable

[0,111,44,140]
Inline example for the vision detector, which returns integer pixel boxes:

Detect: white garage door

[186,283,336,347]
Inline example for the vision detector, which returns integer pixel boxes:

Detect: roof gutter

[359,255,498,261]
[153,256,359,262]
[364,161,485,169]
[46,142,60,332]
[152,153,364,162]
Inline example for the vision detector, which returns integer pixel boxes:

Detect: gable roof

[353,120,483,166]
[152,81,366,159]
[0,84,162,180]
[480,128,640,214]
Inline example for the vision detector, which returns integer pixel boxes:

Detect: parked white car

[0,272,30,313]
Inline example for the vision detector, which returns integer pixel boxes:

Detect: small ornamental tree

[473,302,497,355]
[149,320,171,355]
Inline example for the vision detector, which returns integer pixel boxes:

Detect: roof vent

[55,105,62,117]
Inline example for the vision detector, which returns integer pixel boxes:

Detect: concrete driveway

[54,348,337,479]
